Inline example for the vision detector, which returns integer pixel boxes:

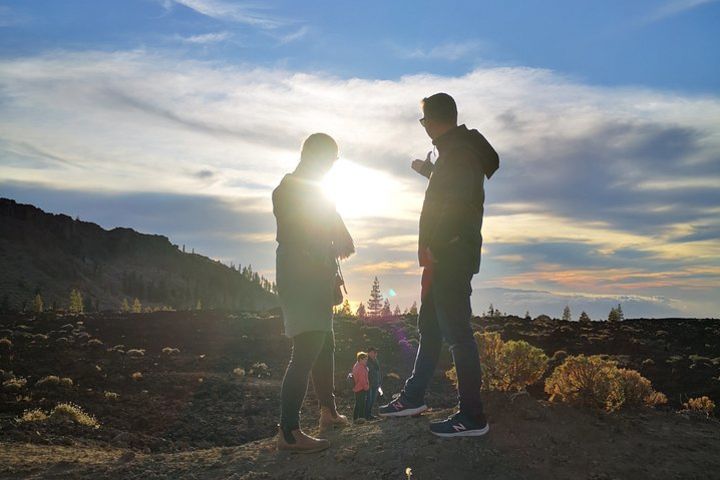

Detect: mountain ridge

[0,197,277,312]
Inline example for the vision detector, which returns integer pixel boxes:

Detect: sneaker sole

[430,423,490,438]
[378,405,429,418]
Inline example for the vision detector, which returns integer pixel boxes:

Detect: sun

[321,159,397,219]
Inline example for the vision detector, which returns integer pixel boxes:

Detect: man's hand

[411,151,434,178]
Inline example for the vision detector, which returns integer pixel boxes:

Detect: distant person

[352,351,370,421]
[273,133,355,453]
[379,93,499,438]
[365,347,381,419]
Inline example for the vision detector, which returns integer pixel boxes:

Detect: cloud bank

[0,50,718,317]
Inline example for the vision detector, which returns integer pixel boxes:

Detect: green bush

[446,332,548,392]
[544,355,666,411]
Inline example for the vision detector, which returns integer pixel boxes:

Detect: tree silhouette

[562,305,572,322]
[381,299,392,317]
[356,302,367,318]
[69,289,84,314]
[608,304,624,322]
[33,294,43,313]
[409,301,418,315]
[338,299,353,317]
[579,311,591,323]
[367,277,384,316]
[132,298,142,313]
[121,298,130,313]
[393,305,401,316]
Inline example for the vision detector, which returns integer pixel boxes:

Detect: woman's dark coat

[272,172,353,337]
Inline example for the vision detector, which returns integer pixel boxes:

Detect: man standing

[379,93,499,438]
[365,347,381,419]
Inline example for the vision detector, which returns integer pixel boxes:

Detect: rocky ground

[1,311,719,479]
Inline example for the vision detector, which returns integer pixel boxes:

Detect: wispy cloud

[0,50,718,316]
[275,25,310,45]
[178,31,232,44]
[395,40,486,61]
[163,0,286,28]
[644,0,719,23]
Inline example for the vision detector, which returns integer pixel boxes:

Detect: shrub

[87,339,103,347]
[19,408,48,423]
[131,372,143,381]
[3,377,27,390]
[233,367,246,377]
[611,369,667,410]
[446,332,548,392]
[60,377,73,387]
[682,396,715,416]
[249,362,270,378]
[0,337,12,349]
[544,355,666,411]
[126,349,145,357]
[104,391,119,400]
[35,375,61,387]
[162,347,180,355]
[49,403,99,427]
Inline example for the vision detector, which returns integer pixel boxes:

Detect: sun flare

[321,159,399,219]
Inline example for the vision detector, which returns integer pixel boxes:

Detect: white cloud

[164,0,285,28]
[179,31,232,44]
[395,40,486,61]
[0,49,719,316]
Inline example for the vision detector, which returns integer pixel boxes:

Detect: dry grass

[18,403,100,428]
[682,396,715,416]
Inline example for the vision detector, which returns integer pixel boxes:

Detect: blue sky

[1,0,719,318]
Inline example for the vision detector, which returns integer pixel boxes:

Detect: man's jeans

[401,265,485,421]
[365,385,379,418]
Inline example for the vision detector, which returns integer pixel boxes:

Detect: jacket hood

[434,124,499,179]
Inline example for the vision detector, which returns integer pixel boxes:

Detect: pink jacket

[352,361,369,392]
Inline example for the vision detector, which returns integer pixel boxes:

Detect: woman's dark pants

[279,330,336,431]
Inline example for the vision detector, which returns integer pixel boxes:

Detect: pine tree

[69,289,84,314]
[608,306,620,322]
[381,298,392,317]
[33,294,43,313]
[356,302,367,317]
[616,304,624,321]
[579,311,591,323]
[524,310,531,321]
[121,298,130,313]
[338,299,353,317]
[367,277,384,316]
[409,301,418,316]
[562,305,572,322]
[393,305,401,316]
[196,299,202,311]
[487,303,494,317]
[132,298,142,313]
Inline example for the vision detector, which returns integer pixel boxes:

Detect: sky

[1,0,719,319]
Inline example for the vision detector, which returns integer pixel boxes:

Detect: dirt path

[3,392,718,480]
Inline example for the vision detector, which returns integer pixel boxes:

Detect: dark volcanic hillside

[0,198,277,312]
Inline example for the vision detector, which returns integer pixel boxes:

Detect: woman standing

[273,133,355,453]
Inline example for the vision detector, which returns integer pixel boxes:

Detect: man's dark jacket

[419,124,499,274]
[367,357,381,388]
